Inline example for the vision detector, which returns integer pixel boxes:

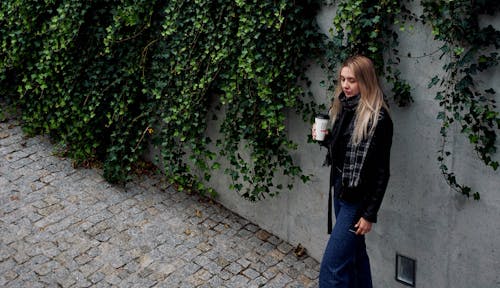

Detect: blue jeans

[319,178,373,287]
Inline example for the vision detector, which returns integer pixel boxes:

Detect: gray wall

[157,5,500,288]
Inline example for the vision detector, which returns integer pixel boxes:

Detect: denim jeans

[319,176,373,288]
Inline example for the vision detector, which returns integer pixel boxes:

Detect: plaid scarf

[339,93,376,188]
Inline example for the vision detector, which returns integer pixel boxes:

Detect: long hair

[329,55,390,145]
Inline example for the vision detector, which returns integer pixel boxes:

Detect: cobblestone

[0,119,319,287]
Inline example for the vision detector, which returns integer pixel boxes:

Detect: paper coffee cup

[314,114,330,141]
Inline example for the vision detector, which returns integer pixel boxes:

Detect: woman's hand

[311,123,329,140]
[354,217,372,235]
[312,123,317,140]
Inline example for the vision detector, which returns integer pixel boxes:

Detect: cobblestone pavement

[0,119,320,288]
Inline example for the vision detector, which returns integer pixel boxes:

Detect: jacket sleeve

[360,111,393,223]
[318,130,334,147]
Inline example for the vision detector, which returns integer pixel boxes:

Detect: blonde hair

[329,55,389,145]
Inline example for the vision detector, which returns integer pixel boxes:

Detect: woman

[312,55,393,287]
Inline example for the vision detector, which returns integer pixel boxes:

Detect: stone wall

[155,4,500,287]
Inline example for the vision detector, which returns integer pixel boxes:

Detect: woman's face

[340,66,360,97]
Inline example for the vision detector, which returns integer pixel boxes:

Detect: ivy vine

[324,0,499,200]
[421,0,500,199]
[1,0,498,201]
[0,0,324,201]
[323,0,414,107]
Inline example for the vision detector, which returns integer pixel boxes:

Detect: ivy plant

[324,0,499,200]
[323,0,414,106]
[0,0,324,201]
[421,0,500,199]
[1,0,498,201]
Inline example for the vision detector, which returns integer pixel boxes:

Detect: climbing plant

[421,0,500,199]
[1,0,498,201]
[324,0,499,199]
[323,0,414,107]
[0,0,324,200]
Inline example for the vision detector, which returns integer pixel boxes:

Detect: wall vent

[395,253,416,287]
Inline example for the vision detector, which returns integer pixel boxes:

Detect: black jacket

[320,106,393,227]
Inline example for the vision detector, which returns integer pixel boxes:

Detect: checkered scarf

[340,94,376,188]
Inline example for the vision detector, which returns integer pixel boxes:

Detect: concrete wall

[157,4,500,287]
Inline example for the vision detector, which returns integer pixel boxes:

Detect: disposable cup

[314,114,330,141]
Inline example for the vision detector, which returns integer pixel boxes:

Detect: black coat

[320,106,393,231]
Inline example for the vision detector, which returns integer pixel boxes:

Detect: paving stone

[2,269,19,283]
[255,241,276,255]
[237,257,252,269]
[207,274,225,287]
[13,251,30,264]
[187,268,212,285]
[92,281,111,288]
[236,228,254,239]
[54,252,80,272]
[303,267,320,280]
[196,241,213,252]
[0,258,16,275]
[217,269,233,281]
[261,236,280,249]
[256,229,272,241]
[277,242,294,254]
[263,266,281,280]
[296,274,318,288]
[227,274,250,287]
[34,260,59,276]
[242,267,261,280]
[104,273,122,286]
[0,243,15,261]
[194,255,212,267]
[267,272,294,288]
[248,235,266,247]
[19,280,46,288]
[89,271,106,284]
[10,157,34,169]
[215,256,231,268]
[0,119,321,288]
[254,275,271,286]
[202,259,223,275]
[225,261,243,275]
[244,223,260,232]
[180,262,201,276]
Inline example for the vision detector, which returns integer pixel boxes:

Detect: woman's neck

[340,93,360,111]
